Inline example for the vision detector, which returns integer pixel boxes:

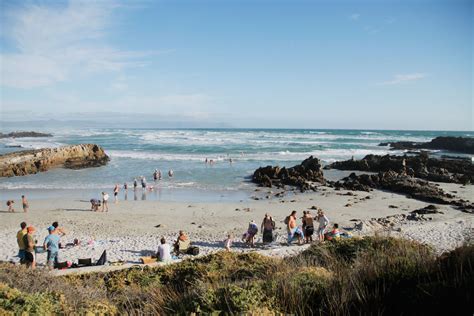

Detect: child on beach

[21,195,29,213]
[6,200,14,212]
[224,234,233,251]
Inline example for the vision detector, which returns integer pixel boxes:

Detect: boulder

[252,156,325,192]
[0,144,110,177]
[0,131,53,138]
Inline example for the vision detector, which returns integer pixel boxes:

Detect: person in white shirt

[316,209,329,242]
[157,237,172,262]
[101,192,109,212]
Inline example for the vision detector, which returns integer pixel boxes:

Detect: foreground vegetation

[1,237,473,315]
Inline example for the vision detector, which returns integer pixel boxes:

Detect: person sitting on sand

[21,195,29,213]
[261,213,276,244]
[174,230,190,254]
[316,209,330,242]
[224,234,233,251]
[242,220,259,247]
[157,237,172,262]
[286,211,303,245]
[325,223,341,241]
[16,222,27,264]
[23,226,36,269]
[101,192,109,212]
[90,198,100,211]
[44,226,60,270]
[302,210,315,243]
[6,200,14,213]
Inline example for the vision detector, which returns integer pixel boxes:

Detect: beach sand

[0,182,473,271]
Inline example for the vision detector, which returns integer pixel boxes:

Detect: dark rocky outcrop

[0,131,52,138]
[326,153,474,185]
[252,156,325,192]
[379,136,474,154]
[332,171,473,213]
[0,144,109,177]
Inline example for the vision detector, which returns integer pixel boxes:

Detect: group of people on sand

[5,195,29,213]
[16,221,66,270]
[233,208,341,249]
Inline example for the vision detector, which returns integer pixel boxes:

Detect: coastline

[1,181,472,267]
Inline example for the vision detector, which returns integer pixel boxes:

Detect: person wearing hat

[43,226,60,270]
[23,226,36,269]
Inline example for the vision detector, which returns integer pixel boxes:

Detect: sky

[0,0,472,130]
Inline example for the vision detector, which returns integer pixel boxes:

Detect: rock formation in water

[379,136,474,154]
[252,156,325,192]
[0,131,53,138]
[326,153,474,185]
[0,144,109,177]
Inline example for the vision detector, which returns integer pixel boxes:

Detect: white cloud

[0,0,157,89]
[378,73,427,85]
[350,13,360,21]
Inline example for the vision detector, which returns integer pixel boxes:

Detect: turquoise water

[0,128,472,201]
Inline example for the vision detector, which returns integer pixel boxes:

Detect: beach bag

[284,216,290,225]
[95,250,107,266]
[187,246,199,256]
[78,258,92,266]
[140,256,157,264]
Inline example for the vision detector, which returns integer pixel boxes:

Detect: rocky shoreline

[0,144,109,177]
[0,131,53,138]
[379,136,474,154]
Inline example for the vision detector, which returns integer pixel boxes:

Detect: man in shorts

[44,226,60,269]
[23,226,36,269]
[16,222,27,263]
[21,195,29,213]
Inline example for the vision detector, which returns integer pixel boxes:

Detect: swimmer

[168,169,174,178]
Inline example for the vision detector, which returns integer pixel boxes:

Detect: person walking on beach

[133,178,138,190]
[316,209,329,242]
[44,226,60,270]
[157,237,172,262]
[6,200,14,213]
[114,184,120,203]
[21,195,29,213]
[23,226,36,269]
[16,222,27,263]
[102,192,109,212]
[303,210,315,243]
[141,176,147,189]
[261,213,275,244]
[286,211,303,245]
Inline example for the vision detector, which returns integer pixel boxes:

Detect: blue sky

[0,0,472,130]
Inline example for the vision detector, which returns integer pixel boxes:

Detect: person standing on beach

[224,234,233,251]
[43,226,60,270]
[114,184,120,203]
[52,221,66,237]
[141,176,147,189]
[16,222,27,263]
[102,192,109,212]
[303,210,315,243]
[286,211,303,245]
[21,195,29,213]
[6,200,14,213]
[133,178,138,190]
[23,226,36,269]
[261,213,275,244]
[316,209,329,242]
[123,182,128,191]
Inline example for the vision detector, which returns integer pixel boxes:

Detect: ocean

[1,128,472,201]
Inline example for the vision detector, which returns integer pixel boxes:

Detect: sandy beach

[1,181,472,268]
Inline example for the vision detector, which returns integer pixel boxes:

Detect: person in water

[168,169,174,178]
[21,195,29,213]
[113,184,120,203]
[133,178,138,190]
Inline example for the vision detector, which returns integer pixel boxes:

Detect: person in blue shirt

[43,226,60,269]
